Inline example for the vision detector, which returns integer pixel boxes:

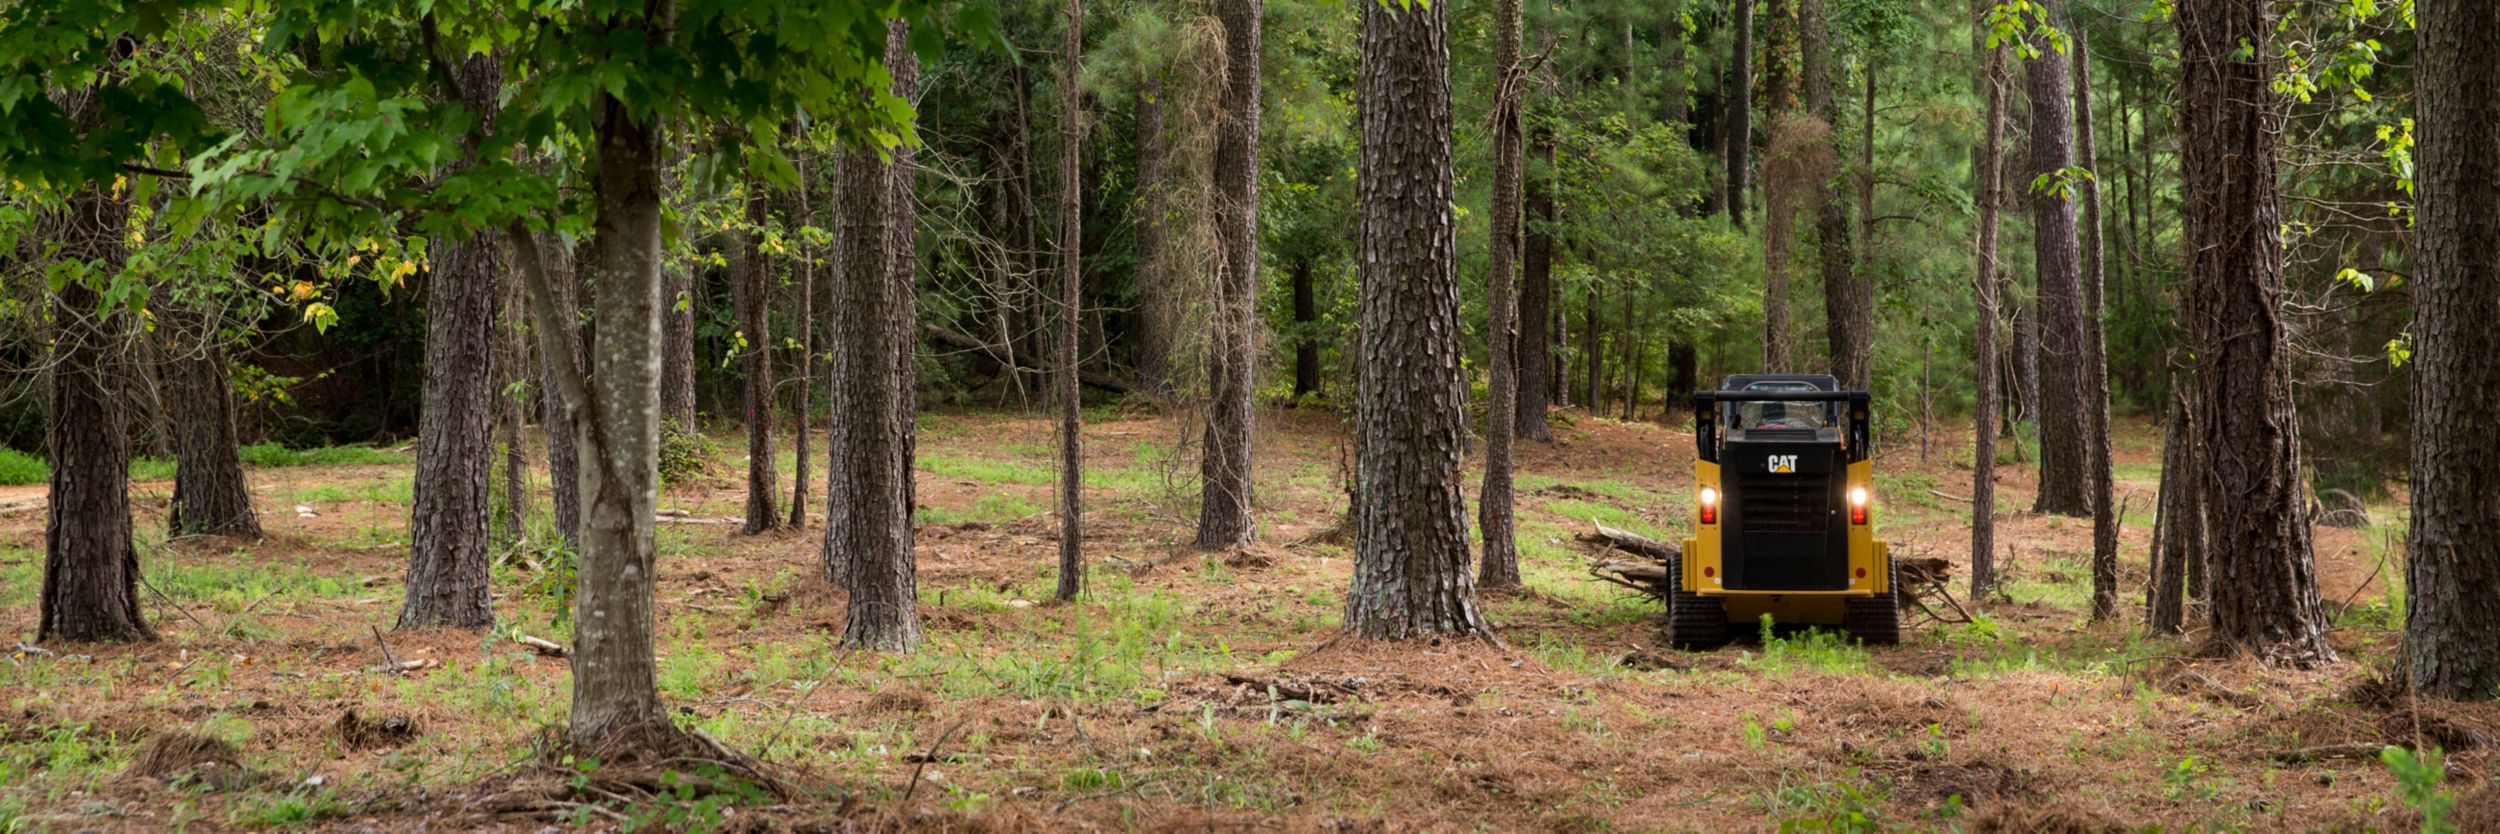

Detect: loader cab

[1676,374,1896,648]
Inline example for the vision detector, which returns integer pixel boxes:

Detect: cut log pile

[1579,521,1681,598]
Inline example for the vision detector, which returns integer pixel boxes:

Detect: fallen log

[923,324,1133,394]
[1573,520,1682,562]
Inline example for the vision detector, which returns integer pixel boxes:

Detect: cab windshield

[1731,384,1832,431]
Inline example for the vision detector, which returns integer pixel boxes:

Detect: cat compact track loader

[1673,375,1898,649]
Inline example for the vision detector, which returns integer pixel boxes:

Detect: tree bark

[2176,0,2335,668]
[501,265,531,550]
[1516,122,1557,441]
[1478,0,1525,590]
[1348,0,1493,640]
[790,158,817,529]
[1724,0,1753,229]
[1132,78,1179,403]
[1969,38,2009,601]
[538,233,584,548]
[1806,0,1864,389]
[825,22,925,652]
[2407,0,2500,698]
[732,179,782,534]
[40,173,153,644]
[1055,0,1087,601]
[1195,0,1261,551]
[1583,280,1604,414]
[2148,386,2198,634]
[161,309,260,539]
[660,262,698,432]
[2027,2,2091,517]
[2075,24,2118,621]
[400,54,505,632]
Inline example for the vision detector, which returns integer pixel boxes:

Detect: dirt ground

[0,406,2484,832]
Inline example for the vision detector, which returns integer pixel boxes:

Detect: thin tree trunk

[1806,0,1864,389]
[1724,0,1753,229]
[1133,79,1179,403]
[1620,299,1642,421]
[790,157,816,529]
[2407,0,2500,697]
[1479,0,1525,590]
[1195,0,1262,551]
[825,22,925,652]
[2076,24,2118,620]
[733,179,782,534]
[1291,255,1322,398]
[501,259,532,549]
[2176,0,2334,668]
[401,55,504,632]
[162,309,261,539]
[539,234,584,548]
[1969,38,2009,601]
[1584,279,1604,413]
[2028,0,2091,517]
[40,166,153,643]
[1056,0,1087,601]
[1517,122,1558,440]
[2148,386,2196,634]
[1349,0,1493,640]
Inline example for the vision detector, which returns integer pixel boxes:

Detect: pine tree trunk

[400,55,505,632]
[1478,0,1525,590]
[538,234,584,548]
[1132,80,1179,403]
[1291,255,1322,398]
[2148,387,2197,634]
[40,172,153,644]
[1724,0,1753,229]
[1195,0,1261,551]
[1805,0,1864,389]
[733,181,782,534]
[1584,280,1604,414]
[1516,123,1558,441]
[2075,25,2119,621]
[500,261,532,549]
[2407,0,2500,698]
[162,309,260,540]
[2027,1,2091,517]
[2176,0,2334,668]
[1348,0,1492,640]
[1969,38,2009,601]
[826,22,925,652]
[790,159,817,530]
[661,263,698,432]
[1055,0,1087,601]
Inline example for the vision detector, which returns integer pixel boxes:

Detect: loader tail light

[1849,486,1869,525]
[1698,486,1719,525]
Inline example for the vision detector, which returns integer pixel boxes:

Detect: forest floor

[0,405,2490,832]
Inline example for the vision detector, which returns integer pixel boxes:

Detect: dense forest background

[0,0,2416,500]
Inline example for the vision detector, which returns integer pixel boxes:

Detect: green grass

[238,442,403,468]
[921,455,1055,486]
[128,456,178,481]
[918,493,1043,526]
[0,448,44,485]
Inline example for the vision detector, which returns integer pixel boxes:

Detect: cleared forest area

[0,411,2470,831]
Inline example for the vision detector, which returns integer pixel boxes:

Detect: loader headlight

[1698,486,1719,525]
[1848,486,1869,525]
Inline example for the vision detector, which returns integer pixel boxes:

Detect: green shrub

[658,420,711,487]
[0,448,45,485]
